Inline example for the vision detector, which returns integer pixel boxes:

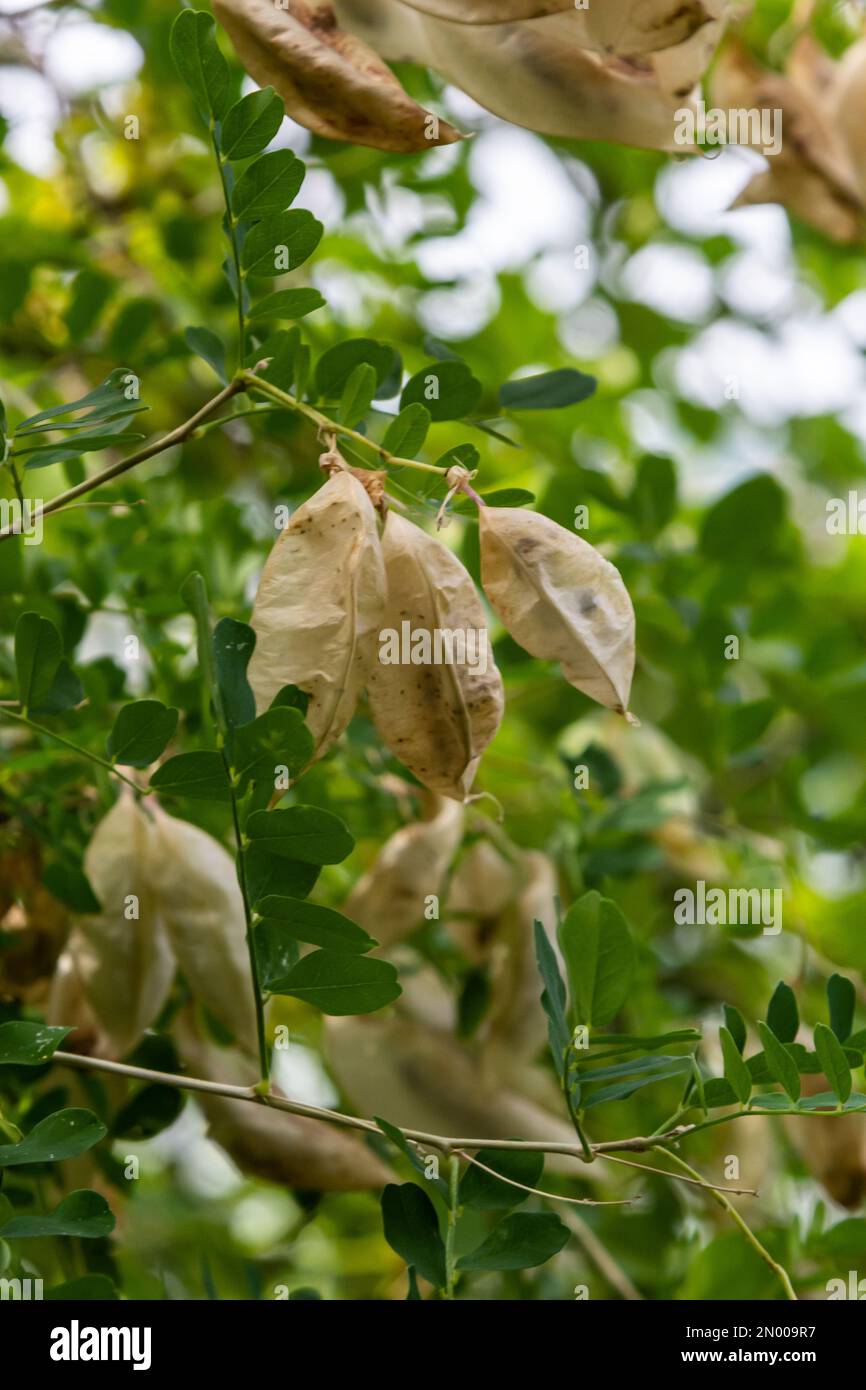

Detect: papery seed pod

[334,0,718,151]
[367,512,504,801]
[445,838,523,964]
[75,793,174,1056]
[151,806,259,1059]
[343,793,463,950]
[483,850,559,1075]
[247,470,386,761]
[829,38,866,206]
[325,1013,580,1168]
[479,506,635,716]
[213,0,462,153]
[0,835,69,1003]
[47,938,108,1058]
[175,1015,391,1191]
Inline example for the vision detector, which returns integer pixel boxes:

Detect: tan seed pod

[247,470,387,761]
[151,806,259,1059]
[175,1016,392,1191]
[445,838,523,963]
[343,793,463,950]
[784,1068,866,1209]
[483,850,560,1075]
[213,0,463,153]
[367,512,504,801]
[75,793,174,1057]
[47,938,109,1059]
[335,0,717,151]
[479,506,635,716]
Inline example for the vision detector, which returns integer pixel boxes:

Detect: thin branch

[0,380,245,542]
[0,706,143,792]
[453,1149,633,1207]
[655,1146,797,1301]
[561,1212,643,1301]
[598,1150,759,1197]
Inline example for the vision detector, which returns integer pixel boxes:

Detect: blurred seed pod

[46,938,107,1058]
[829,38,866,206]
[75,793,174,1057]
[213,0,463,152]
[445,837,523,963]
[343,793,463,950]
[784,1068,866,1210]
[247,470,386,762]
[367,512,504,801]
[479,506,635,716]
[482,850,559,1076]
[334,0,720,149]
[175,1015,391,1192]
[0,834,69,1003]
[325,1013,579,1163]
[712,38,865,244]
[151,806,258,1059]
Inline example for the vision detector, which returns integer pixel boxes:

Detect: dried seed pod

[213,0,462,153]
[247,470,386,761]
[367,512,504,801]
[335,0,718,151]
[479,506,635,716]
[343,793,463,950]
[326,1013,580,1166]
[829,38,866,206]
[47,938,107,1058]
[176,1016,391,1191]
[151,807,259,1059]
[0,835,69,1003]
[483,850,559,1075]
[75,793,174,1056]
[445,838,523,963]
[784,1069,866,1209]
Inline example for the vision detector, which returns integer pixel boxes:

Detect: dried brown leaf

[214,0,463,152]
[479,506,635,715]
[247,470,386,761]
[367,512,504,800]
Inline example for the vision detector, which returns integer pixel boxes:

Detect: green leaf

[556,890,634,1027]
[703,1077,738,1108]
[0,1023,72,1066]
[243,846,319,908]
[720,1026,752,1105]
[0,1189,114,1239]
[457,1212,569,1271]
[381,1183,446,1288]
[722,1004,747,1053]
[45,1274,119,1300]
[269,949,400,1015]
[270,684,310,716]
[185,326,227,383]
[766,981,799,1043]
[828,973,855,1042]
[499,368,596,411]
[241,210,323,277]
[41,861,100,913]
[106,699,178,768]
[533,920,569,1081]
[32,660,84,716]
[65,268,115,340]
[315,339,399,399]
[231,149,305,219]
[170,9,230,122]
[382,403,430,458]
[15,368,144,432]
[700,474,787,564]
[213,617,257,732]
[257,896,376,955]
[814,1022,852,1103]
[374,1117,449,1199]
[149,751,231,801]
[254,921,300,991]
[249,288,325,322]
[400,361,482,422]
[246,806,354,864]
[339,361,377,428]
[20,428,144,471]
[581,1058,692,1109]
[180,571,225,731]
[757,1022,801,1102]
[219,87,283,160]
[15,612,61,714]
[233,707,314,787]
[458,1149,544,1210]
[0,1109,107,1167]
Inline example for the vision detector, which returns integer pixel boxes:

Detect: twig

[598,1150,758,1197]
[0,707,143,792]
[0,380,245,542]
[454,1149,633,1207]
[654,1146,797,1301]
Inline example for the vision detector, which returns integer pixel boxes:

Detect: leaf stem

[0,705,142,791]
[212,130,246,373]
[243,372,450,475]
[653,1146,797,1301]
[223,751,269,1084]
[444,1153,460,1299]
